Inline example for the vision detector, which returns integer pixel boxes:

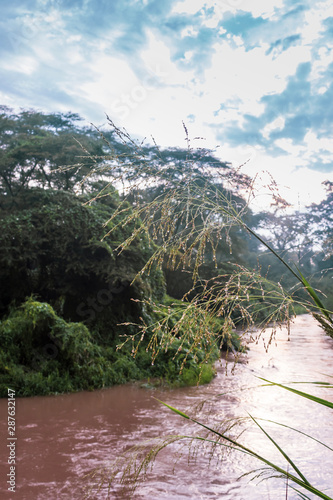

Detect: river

[1,314,333,499]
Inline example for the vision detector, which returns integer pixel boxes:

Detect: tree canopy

[0,106,107,198]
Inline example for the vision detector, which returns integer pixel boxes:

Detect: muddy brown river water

[1,315,333,499]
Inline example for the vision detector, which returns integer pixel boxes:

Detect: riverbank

[1,296,245,397]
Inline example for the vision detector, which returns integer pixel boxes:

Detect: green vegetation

[0,296,221,397]
[0,105,104,196]
[0,186,224,396]
[0,298,113,396]
[0,107,250,397]
[1,106,332,497]
[0,107,332,407]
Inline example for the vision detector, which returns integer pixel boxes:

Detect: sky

[1,0,333,211]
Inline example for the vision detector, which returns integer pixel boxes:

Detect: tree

[0,187,165,343]
[305,182,333,311]
[254,210,316,291]
[0,106,106,199]
[0,184,230,396]
[309,181,333,259]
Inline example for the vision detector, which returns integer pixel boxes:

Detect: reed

[83,122,333,498]
[86,119,332,352]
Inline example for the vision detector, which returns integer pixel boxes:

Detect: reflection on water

[0,315,332,499]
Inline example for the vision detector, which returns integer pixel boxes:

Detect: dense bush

[0,298,107,396]
[0,298,223,396]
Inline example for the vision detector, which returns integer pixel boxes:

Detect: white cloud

[3,56,38,75]
[275,133,333,171]
[180,26,199,37]
[201,40,300,121]
[210,0,284,18]
[304,131,333,155]
[140,30,185,86]
[173,0,285,19]
[1,0,332,211]
[275,138,305,156]
[79,56,140,109]
[171,0,204,15]
[262,117,285,140]
[311,45,333,83]
[66,47,84,65]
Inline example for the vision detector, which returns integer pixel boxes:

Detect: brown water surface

[1,315,333,499]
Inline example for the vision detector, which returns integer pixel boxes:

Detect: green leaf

[296,267,332,324]
[248,414,310,486]
[257,378,333,409]
[155,399,190,419]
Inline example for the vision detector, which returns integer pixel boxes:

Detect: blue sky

[1,0,333,209]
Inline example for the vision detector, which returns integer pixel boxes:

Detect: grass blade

[256,418,333,452]
[156,400,190,419]
[296,267,333,324]
[156,399,333,499]
[257,378,333,409]
[248,414,310,486]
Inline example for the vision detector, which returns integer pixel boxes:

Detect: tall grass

[85,119,332,347]
[82,121,333,498]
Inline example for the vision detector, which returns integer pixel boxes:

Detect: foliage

[1,108,332,404]
[309,181,333,260]
[0,297,111,396]
[0,183,223,394]
[0,187,164,340]
[83,121,332,358]
[0,106,109,198]
[254,179,333,315]
[118,293,233,364]
[87,118,261,294]
[0,298,222,396]
[0,115,246,395]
